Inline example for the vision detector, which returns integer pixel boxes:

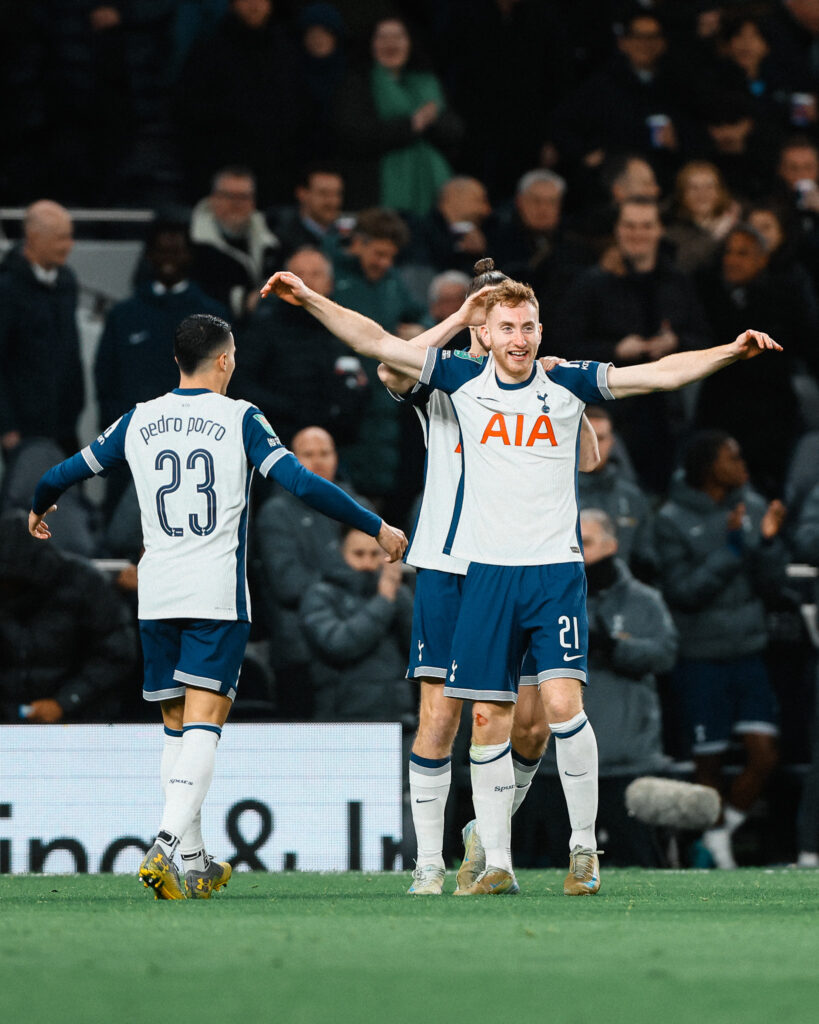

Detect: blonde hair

[484,279,539,317]
[673,161,733,220]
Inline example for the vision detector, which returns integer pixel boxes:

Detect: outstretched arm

[606,330,781,398]
[261,271,427,379]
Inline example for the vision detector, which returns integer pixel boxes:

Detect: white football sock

[161,727,208,870]
[409,754,451,870]
[157,723,220,853]
[470,742,514,873]
[723,804,746,834]
[551,712,598,851]
[511,749,541,816]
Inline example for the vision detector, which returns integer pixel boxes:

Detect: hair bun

[473,257,495,275]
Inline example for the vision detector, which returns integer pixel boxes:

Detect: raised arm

[260,271,427,380]
[606,330,782,399]
[378,286,493,394]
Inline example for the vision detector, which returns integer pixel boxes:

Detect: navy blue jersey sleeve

[242,406,289,477]
[32,411,133,514]
[398,380,433,409]
[419,348,486,394]
[546,360,614,403]
[271,453,382,536]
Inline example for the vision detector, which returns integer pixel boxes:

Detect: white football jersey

[402,383,469,575]
[419,349,614,566]
[82,388,288,620]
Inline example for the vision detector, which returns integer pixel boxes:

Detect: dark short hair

[174,314,232,376]
[683,429,733,488]
[353,208,410,250]
[145,218,190,252]
[298,162,344,189]
[210,165,257,192]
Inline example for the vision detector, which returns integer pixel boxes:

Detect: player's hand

[376,521,407,563]
[539,355,567,372]
[259,271,312,305]
[730,329,782,360]
[26,699,64,723]
[29,506,57,540]
[761,499,786,540]
[458,284,494,326]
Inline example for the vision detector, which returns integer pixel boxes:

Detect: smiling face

[481,301,541,382]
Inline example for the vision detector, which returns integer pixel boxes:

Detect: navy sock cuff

[511,749,542,768]
[163,725,183,738]
[183,722,222,738]
[409,753,451,769]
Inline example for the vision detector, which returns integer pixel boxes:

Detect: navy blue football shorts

[407,567,539,687]
[444,561,588,703]
[139,618,251,704]
[670,653,779,755]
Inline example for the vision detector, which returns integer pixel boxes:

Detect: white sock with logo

[157,723,220,855]
[409,754,451,870]
[470,742,514,873]
[161,727,208,870]
[551,711,598,850]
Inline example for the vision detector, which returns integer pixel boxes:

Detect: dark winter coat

[0,246,83,452]
[0,514,136,720]
[655,478,788,659]
[300,560,414,725]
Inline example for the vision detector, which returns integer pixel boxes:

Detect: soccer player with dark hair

[29,313,406,900]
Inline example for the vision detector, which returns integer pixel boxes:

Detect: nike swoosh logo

[563,653,583,661]
[564,771,588,777]
[415,798,437,803]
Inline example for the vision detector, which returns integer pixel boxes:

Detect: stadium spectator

[300,525,414,726]
[267,165,345,264]
[701,93,781,202]
[746,199,819,325]
[655,431,787,868]
[255,426,370,720]
[333,15,462,213]
[577,508,675,774]
[694,223,818,495]
[4,1,176,204]
[664,161,740,274]
[576,154,662,255]
[332,209,425,501]
[768,0,819,100]
[95,220,228,430]
[792,477,819,866]
[189,166,282,318]
[425,271,470,328]
[0,511,136,724]
[297,3,347,158]
[438,0,575,199]
[175,0,309,203]
[487,169,590,324]
[577,406,656,579]
[774,135,819,287]
[0,201,83,462]
[554,195,711,492]
[549,9,689,176]
[406,177,492,276]
[231,248,368,448]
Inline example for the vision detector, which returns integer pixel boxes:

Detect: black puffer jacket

[655,478,788,659]
[300,558,414,726]
[0,514,136,720]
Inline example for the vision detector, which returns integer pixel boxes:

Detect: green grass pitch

[1,869,818,1024]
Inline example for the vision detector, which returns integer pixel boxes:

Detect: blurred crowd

[2,0,819,865]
